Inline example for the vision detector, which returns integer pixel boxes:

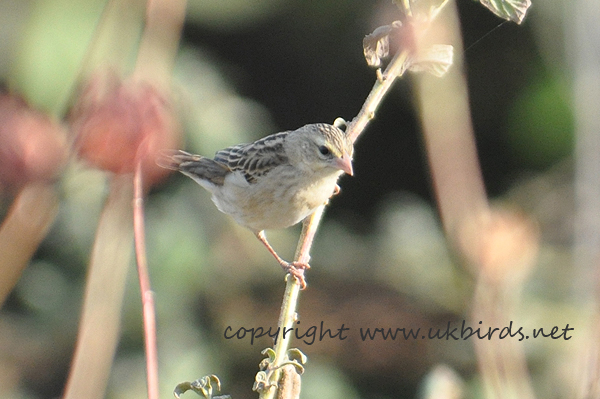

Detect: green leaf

[478,0,531,24]
[286,348,308,365]
[174,382,194,398]
[253,371,270,393]
[261,347,276,361]
[173,375,226,399]
[259,347,276,370]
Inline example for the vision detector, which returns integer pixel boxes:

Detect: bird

[157,123,354,288]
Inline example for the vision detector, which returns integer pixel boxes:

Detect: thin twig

[130,0,185,395]
[263,25,418,399]
[346,49,411,144]
[259,207,323,399]
[294,205,326,265]
[133,157,159,399]
[292,49,412,275]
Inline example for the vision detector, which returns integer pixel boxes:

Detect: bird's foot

[281,261,310,289]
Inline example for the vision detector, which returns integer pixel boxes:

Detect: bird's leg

[255,231,310,289]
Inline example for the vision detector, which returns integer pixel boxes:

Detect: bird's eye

[318,145,331,156]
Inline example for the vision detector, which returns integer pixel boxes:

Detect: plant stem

[133,159,159,399]
[413,2,537,398]
[0,184,58,307]
[259,207,323,399]
[261,278,301,399]
[64,176,132,399]
[263,29,417,399]
[346,49,410,144]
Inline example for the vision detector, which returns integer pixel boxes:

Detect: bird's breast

[211,168,341,231]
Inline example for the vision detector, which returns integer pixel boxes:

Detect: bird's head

[286,123,354,176]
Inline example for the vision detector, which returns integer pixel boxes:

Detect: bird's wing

[157,150,230,186]
[213,131,290,184]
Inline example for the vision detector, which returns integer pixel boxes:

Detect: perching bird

[157,123,354,288]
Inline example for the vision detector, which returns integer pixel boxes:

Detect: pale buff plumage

[158,123,354,287]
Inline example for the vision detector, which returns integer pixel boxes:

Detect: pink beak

[334,152,353,176]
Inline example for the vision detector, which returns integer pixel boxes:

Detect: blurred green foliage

[508,73,574,168]
[10,0,106,114]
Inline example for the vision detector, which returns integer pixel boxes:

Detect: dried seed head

[0,93,68,190]
[458,208,539,285]
[70,72,180,184]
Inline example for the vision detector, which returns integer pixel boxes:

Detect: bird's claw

[291,261,310,271]
[282,261,310,289]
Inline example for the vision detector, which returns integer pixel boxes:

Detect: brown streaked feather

[157,150,230,186]
[214,131,289,184]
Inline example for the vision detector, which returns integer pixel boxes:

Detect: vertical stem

[134,0,187,90]
[413,1,489,236]
[133,160,160,399]
[64,176,132,399]
[261,277,301,399]
[572,0,600,304]
[0,184,58,307]
[570,0,600,396]
[59,0,146,118]
[472,280,535,399]
[413,2,536,398]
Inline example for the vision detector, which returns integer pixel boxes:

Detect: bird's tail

[156,150,201,171]
[156,150,228,186]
